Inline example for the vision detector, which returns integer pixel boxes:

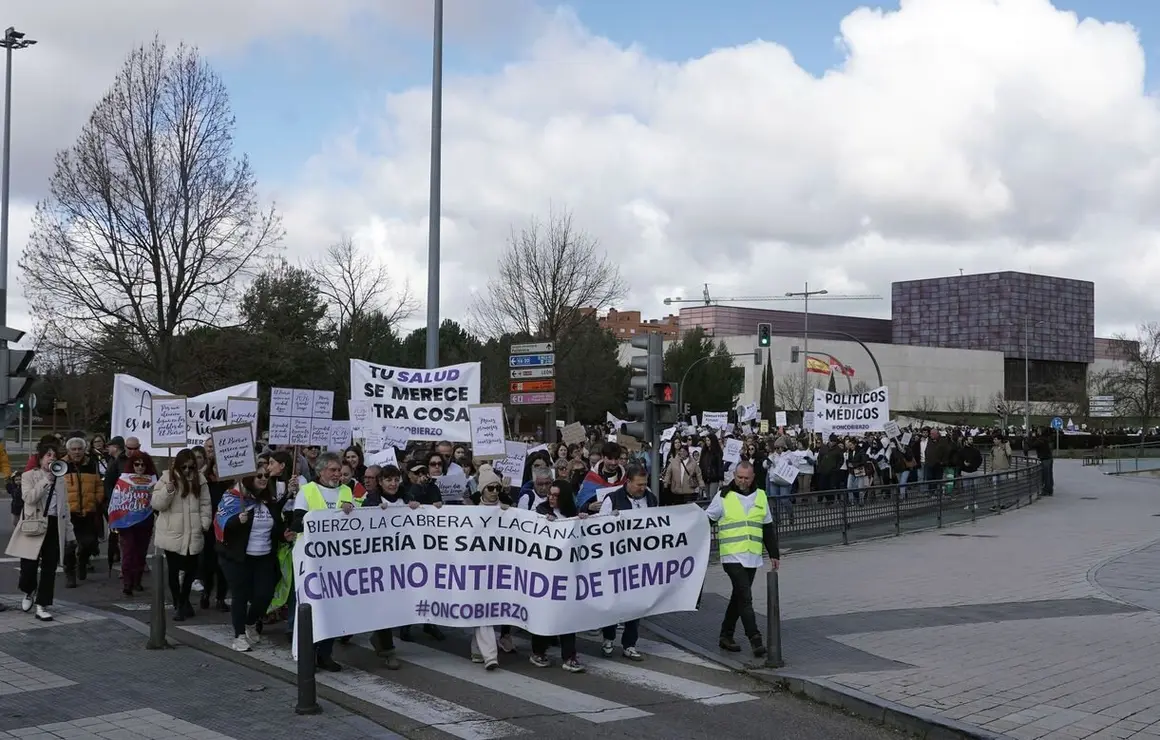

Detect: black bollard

[764,569,784,669]
[145,549,171,650]
[295,603,321,715]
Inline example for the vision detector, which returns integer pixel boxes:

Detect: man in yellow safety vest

[289,451,354,672]
[704,460,779,657]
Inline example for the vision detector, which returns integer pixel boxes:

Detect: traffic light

[624,332,664,440]
[758,322,771,347]
[791,345,800,363]
[654,381,678,425]
[0,326,33,429]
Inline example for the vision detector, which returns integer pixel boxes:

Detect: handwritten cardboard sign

[309,420,333,448]
[348,399,372,435]
[469,404,506,460]
[291,389,313,417]
[329,421,351,451]
[211,423,257,479]
[150,395,188,449]
[226,396,259,438]
[434,473,469,504]
[268,416,291,446]
[270,388,293,417]
[561,422,586,447]
[312,390,335,420]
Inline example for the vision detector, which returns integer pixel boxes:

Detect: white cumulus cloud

[283,0,1160,337]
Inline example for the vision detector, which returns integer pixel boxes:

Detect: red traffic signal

[654,382,676,404]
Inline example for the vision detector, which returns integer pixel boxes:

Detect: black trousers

[1041,458,1054,495]
[198,530,228,600]
[532,633,577,660]
[64,512,100,575]
[19,517,60,607]
[221,554,279,638]
[164,551,199,608]
[721,562,759,639]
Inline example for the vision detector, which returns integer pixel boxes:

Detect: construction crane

[662,283,881,306]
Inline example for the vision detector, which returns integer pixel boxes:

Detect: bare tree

[20,39,280,387]
[944,395,979,415]
[309,237,417,334]
[774,374,814,412]
[990,392,1015,428]
[469,207,626,361]
[909,396,939,420]
[851,380,872,394]
[1103,322,1160,428]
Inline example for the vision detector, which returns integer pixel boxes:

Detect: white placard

[291,389,314,417]
[775,411,787,428]
[803,411,815,431]
[739,402,758,423]
[901,431,913,447]
[111,375,258,455]
[289,418,312,446]
[723,438,743,464]
[292,506,711,643]
[812,387,889,435]
[309,420,333,448]
[469,405,506,460]
[380,425,411,451]
[434,473,470,504]
[150,395,188,449]
[312,390,335,420]
[702,411,728,429]
[226,396,260,438]
[366,446,398,469]
[269,417,292,446]
[211,423,257,479]
[329,421,352,451]
[363,430,384,453]
[883,420,902,439]
[493,440,528,482]
[271,388,293,417]
[771,458,799,484]
[348,400,372,435]
[349,359,482,442]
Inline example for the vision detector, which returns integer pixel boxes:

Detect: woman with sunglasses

[108,450,157,596]
[530,478,588,672]
[215,464,288,652]
[151,448,212,621]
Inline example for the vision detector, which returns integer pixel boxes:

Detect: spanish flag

[806,356,830,374]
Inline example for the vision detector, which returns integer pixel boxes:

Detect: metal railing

[1083,440,1160,474]
[704,456,1044,553]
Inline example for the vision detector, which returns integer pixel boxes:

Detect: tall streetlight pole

[0,27,36,331]
[424,1,444,369]
[785,282,828,404]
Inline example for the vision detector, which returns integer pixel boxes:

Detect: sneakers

[484,659,498,671]
[244,625,261,646]
[601,639,615,657]
[383,653,401,671]
[529,654,551,668]
[622,646,643,661]
[562,657,585,673]
[34,605,53,622]
[20,594,33,613]
[231,636,251,652]
[471,653,485,664]
[498,633,516,654]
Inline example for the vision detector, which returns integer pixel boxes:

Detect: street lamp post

[0,27,36,331]
[785,282,828,402]
[424,2,443,369]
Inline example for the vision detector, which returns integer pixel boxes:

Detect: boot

[718,636,741,653]
[65,569,78,589]
[77,557,89,581]
[749,634,767,658]
[199,593,210,610]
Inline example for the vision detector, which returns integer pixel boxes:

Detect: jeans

[922,465,943,493]
[532,633,577,660]
[897,469,913,498]
[19,516,60,607]
[221,554,280,638]
[770,484,793,521]
[116,519,152,590]
[720,562,759,639]
[164,551,199,608]
[1040,458,1054,495]
[602,619,639,649]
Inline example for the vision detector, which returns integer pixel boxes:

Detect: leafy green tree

[555,315,629,423]
[663,328,743,415]
[399,320,484,369]
[237,262,329,392]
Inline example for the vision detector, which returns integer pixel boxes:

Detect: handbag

[19,483,55,537]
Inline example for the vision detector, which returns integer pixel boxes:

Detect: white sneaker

[244,625,261,646]
[20,594,33,613]
[231,636,252,652]
[498,633,515,653]
[622,646,643,661]
[191,579,204,592]
[34,605,53,622]
[470,653,484,664]
[601,639,614,657]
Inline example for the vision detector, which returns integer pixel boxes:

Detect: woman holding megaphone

[6,442,74,621]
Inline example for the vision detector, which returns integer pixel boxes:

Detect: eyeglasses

[181,465,195,472]
[253,474,269,481]
[484,485,501,492]
[428,461,442,468]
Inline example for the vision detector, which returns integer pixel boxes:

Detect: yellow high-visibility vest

[718,489,767,558]
[300,482,353,511]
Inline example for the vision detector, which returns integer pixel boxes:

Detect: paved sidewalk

[0,596,402,739]
[649,461,1160,739]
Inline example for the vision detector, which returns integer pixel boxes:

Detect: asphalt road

[0,500,904,739]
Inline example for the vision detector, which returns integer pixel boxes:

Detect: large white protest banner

[349,359,481,442]
[111,374,259,456]
[293,505,710,642]
[812,386,889,435]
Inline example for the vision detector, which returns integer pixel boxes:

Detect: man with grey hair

[289,451,354,672]
[62,436,105,587]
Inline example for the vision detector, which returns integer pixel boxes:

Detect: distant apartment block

[579,307,681,339]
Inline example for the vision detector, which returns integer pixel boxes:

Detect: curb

[644,619,1000,740]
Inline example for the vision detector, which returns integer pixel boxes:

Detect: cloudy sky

[6,0,1160,340]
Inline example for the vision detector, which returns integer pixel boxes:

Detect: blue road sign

[1050,416,1063,430]
[509,353,555,367]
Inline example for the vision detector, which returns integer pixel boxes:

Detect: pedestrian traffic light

[653,382,678,425]
[0,326,34,429]
[791,345,800,363]
[625,332,664,440]
[758,322,771,347]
